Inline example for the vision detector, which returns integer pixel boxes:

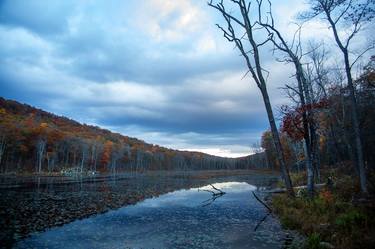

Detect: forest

[0,97,267,174]
[260,56,375,189]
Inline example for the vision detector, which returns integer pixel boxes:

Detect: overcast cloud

[0,0,371,157]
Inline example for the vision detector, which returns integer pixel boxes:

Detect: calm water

[14,182,286,249]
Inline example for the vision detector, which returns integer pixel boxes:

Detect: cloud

[134,0,208,43]
[0,0,285,157]
[0,0,74,34]
[2,0,363,157]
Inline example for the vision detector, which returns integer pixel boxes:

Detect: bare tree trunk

[255,1,316,196]
[0,136,6,166]
[93,151,98,172]
[343,52,367,193]
[296,61,316,196]
[260,86,294,195]
[326,14,367,194]
[313,133,321,182]
[36,139,46,174]
[46,152,51,173]
[208,0,294,196]
[80,150,85,173]
[302,0,370,194]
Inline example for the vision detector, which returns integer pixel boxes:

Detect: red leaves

[281,99,329,141]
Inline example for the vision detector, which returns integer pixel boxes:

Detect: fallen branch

[210,184,226,195]
[199,184,226,196]
[252,191,273,213]
[199,184,226,207]
[261,183,326,194]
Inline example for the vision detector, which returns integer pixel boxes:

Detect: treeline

[0,97,266,174]
[261,58,375,176]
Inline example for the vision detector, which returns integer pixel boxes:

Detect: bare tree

[256,0,319,196]
[46,150,57,173]
[91,141,103,173]
[89,141,98,172]
[36,138,46,173]
[208,0,294,196]
[301,0,375,194]
[79,141,88,174]
[110,142,128,175]
[0,134,6,167]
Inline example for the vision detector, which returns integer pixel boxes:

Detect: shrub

[335,209,366,231]
[305,233,324,249]
[319,190,334,204]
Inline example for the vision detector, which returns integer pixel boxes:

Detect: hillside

[0,97,266,174]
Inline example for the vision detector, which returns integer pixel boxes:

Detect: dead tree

[208,0,294,197]
[36,138,46,173]
[0,135,6,167]
[301,0,375,195]
[255,0,318,196]
[79,141,88,174]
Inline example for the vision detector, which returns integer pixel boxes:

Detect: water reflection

[15,182,285,249]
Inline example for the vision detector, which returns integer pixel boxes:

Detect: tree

[0,108,9,167]
[256,0,320,196]
[79,139,89,173]
[356,56,375,170]
[34,122,48,173]
[209,0,294,196]
[89,138,102,173]
[100,140,113,171]
[36,138,46,173]
[301,0,375,194]
[110,142,128,175]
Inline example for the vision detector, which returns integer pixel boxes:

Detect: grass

[271,167,375,249]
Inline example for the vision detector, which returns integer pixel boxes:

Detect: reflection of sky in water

[15,182,285,249]
[139,182,256,208]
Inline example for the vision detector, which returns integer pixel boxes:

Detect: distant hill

[0,97,267,174]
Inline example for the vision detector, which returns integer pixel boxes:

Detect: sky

[0,0,372,157]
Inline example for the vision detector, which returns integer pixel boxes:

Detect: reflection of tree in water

[198,184,226,207]
[252,191,273,232]
[198,185,273,231]
[254,212,271,232]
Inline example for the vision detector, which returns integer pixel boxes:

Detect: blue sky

[0,0,372,157]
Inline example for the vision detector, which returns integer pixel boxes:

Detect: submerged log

[261,183,326,194]
[209,184,226,195]
[198,184,226,196]
[199,184,226,207]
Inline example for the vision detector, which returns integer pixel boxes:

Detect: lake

[13,180,286,249]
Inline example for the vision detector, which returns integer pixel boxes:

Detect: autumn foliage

[261,59,375,173]
[280,100,329,141]
[0,97,263,173]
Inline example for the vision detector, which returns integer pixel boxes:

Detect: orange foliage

[100,140,113,169]
[320,189,334,204]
